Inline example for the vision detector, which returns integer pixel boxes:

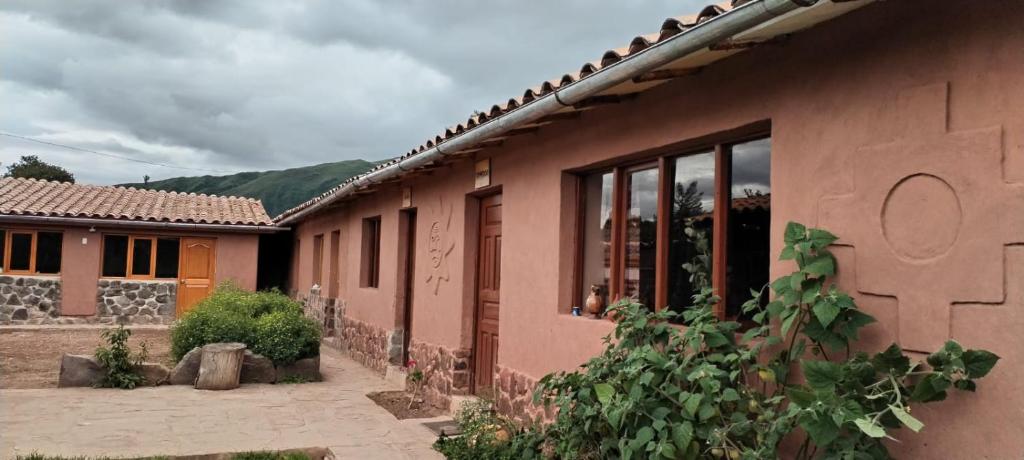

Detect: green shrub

[251,309,321,365]
[94,325,148,389]
[437,222,1000,460]
[170,283,320,365]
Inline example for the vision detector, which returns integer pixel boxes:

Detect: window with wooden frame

[0,230,63,275]
[360,216,381,288]
[101,235,180,279]
[576,136,771,322]
[312,234,324,287]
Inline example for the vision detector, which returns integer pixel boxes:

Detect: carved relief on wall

[425,196,456,295]
[819,82,1024,352]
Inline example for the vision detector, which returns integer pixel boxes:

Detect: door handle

[180,279,186,284]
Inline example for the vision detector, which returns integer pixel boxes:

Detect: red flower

[407,359,417,368]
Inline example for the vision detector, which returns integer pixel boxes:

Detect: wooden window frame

[360,216,382,288]
[101,234,180,280]
[574,133,769,320]
[1,230,63,275]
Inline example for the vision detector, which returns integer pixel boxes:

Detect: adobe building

[278,0,1022,457]
[0,177,279,325]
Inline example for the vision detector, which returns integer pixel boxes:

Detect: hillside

[120,159,378,217]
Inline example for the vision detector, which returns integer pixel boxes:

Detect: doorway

[398,209,417,364]
[177,237,216,315]
[473,193,502,394]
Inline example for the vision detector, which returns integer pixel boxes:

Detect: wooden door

[473,194,502,393]
[401,210,417,364]
[177,237,216,315]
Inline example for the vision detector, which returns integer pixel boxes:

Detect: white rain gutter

[276,0,817,226]
[0,215,287,233]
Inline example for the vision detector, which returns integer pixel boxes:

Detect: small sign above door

[474,158,491,189]
[402,187,412,208]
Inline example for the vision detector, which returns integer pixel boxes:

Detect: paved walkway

[0,347,445,459]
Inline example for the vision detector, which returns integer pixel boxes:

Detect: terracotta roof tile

[0,177,273,226]
[274,0,846,222]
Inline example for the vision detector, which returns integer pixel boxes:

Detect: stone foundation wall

[495,365,551,426]
[0,276,62,325]
[407,339,472,410]
[299,287,340,337]
[96,280,176,325]
[339,315,392,374]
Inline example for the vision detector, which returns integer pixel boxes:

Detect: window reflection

[727,138,771,319]
[624,167,658,308]
[579,172,614,305]
[667,152,715,318]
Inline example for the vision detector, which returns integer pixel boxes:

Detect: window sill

[0,273,61,278]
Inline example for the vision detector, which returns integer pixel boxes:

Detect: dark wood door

[402,210,417,364]
[177,238,216,316]
[474,194,502,394]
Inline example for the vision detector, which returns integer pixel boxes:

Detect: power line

[0,131,234,174]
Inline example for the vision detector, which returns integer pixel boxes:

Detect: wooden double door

[474,194,502,393]
[176,237,216,315]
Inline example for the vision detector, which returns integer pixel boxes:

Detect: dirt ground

[0,326,172,389]
[367,390,447,420]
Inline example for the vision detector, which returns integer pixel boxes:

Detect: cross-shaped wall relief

[819,83,1024,352]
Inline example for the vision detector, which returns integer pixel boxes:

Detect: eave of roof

[275,0,874,225]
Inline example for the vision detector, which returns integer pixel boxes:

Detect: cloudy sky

[0,0,705,185]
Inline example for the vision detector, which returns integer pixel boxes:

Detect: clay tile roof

[274,0,865,223]
[0,177,273,226]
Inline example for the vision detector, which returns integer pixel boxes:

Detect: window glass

[102,235,129,277]
[361,218,381,288]
[313,234,324,286]
[9,233,32,271]
[726,138,771,318]
[35,232,62,274]
[667,152,716,316]
[131,238,153,276]
[579,172,613,306]
[623,167,658,309]
[155,238,180,278]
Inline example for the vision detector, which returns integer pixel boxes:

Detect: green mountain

[120,159,379,218]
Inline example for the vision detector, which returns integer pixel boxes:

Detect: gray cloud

[0,0,704,184]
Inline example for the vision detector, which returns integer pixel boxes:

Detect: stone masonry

[96,280,176,325]
[494,364,551,427]
[0,276,62,325]
[300,286,340,337]
[339,315,391,374]
[406,339,472,410]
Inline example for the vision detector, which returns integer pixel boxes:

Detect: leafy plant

[94,325,148,389]
[170,283,320,365]
[407,359,426,409]
[433,399,544,460]
[439,222,998,459]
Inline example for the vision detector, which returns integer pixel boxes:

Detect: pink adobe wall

[214,233,259,290]
[0,223,260,315]
[289,1,1024,455]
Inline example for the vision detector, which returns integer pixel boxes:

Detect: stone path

[0,346,445,459]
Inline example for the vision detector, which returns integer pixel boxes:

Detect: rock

[58,354,104,387]
[275,355,322,382]
[11,308,27,320]
[169,347,202,385]
[134,362,171,386]
[240,350,276,384]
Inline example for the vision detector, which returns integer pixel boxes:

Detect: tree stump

[194,343,246,390]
